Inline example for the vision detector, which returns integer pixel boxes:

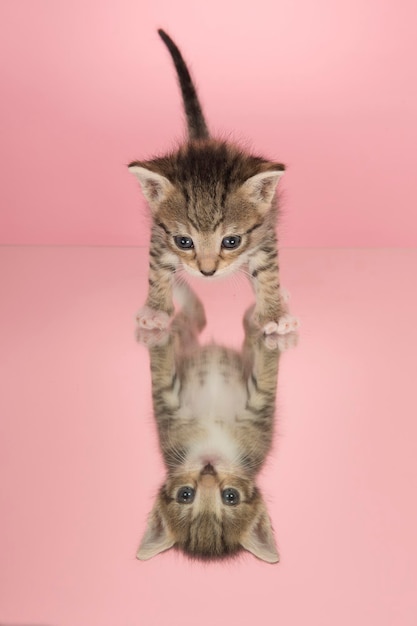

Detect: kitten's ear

[241,165,285,213]
[240,506,279,564]
[128,162,174,212]
[136,507,175,560]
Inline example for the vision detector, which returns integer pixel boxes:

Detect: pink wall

[1,0,416,247]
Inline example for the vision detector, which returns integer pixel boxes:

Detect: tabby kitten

[136,283,297,563]
[129,30,298,336]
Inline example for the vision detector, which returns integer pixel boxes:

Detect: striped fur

[136,285,288,563]
[129,31,298,335]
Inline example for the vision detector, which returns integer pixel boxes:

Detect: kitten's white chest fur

[180,359,246,465]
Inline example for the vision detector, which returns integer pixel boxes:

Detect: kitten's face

[138,462,279,563]
[163,464,257,542]
[156,193,262,278]
[129,142,284,278]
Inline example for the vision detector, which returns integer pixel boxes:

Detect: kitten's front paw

[136,306,171,331]
[262,314,300,336]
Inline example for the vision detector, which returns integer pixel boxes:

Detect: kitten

[136,282,297,563]
[129,30,299,336]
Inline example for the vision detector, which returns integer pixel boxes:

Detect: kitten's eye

[174,235,194,249]
[222,488,240,506]
[176,486,195,504]
[221,235,241,249]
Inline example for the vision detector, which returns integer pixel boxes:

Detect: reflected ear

[136,507,175,561]
[128,162,174,212]
[240,506,279,564]
[241,167,284,213]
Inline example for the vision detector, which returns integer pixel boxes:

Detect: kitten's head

[129,141,284,278]
[137,462,279,563]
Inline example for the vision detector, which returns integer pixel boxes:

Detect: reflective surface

[1,247,417,625]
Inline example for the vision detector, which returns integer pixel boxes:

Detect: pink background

[1,2,417,624]
[1,0,417,247]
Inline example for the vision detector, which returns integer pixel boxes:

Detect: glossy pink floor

[1,247,416,626]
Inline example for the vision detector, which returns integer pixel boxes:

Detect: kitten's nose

[200,269,216,276]
[201,463,216,475]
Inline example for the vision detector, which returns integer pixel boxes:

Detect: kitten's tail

[158,29,210,141]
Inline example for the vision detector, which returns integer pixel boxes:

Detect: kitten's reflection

[136,284,297,564]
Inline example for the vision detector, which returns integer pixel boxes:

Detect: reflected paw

[136,306,171,331]
[262,314,300,336]
[136,327,169,347]
[264,332,299,351]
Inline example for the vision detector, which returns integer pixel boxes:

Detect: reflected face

[158,464,263,560]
